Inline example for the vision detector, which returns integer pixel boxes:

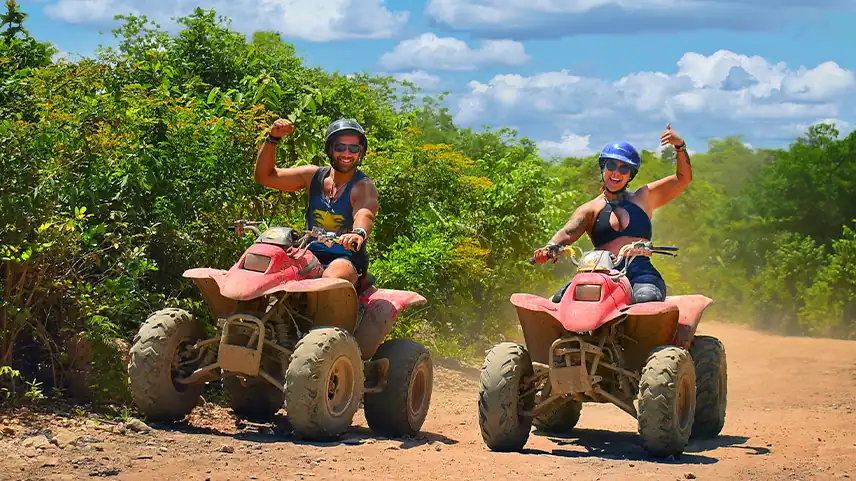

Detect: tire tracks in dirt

[2,321,855,480]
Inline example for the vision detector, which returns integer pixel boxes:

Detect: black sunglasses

[333,142,362,154]
[603,158,631,175]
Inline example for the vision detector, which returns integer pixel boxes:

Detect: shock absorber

[273,320,291,349]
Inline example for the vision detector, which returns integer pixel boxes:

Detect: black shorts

[312,250,369,276]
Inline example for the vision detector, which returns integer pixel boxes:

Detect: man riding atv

[533,124,691,304]
[254,117,378,287]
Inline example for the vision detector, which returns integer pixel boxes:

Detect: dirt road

[2,321,856,481]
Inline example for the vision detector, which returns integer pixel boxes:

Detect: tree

[1,0,26,43]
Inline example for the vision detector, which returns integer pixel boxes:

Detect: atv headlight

[574,284,602,302]
[242,253,271,272]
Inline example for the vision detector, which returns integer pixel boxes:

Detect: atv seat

[357,272,376,294]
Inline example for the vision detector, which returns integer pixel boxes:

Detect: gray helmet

[324,118,367,157]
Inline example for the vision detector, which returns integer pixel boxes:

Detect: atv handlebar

[303,228,359,251]
[229,220,359,251]
[529,241,678,277]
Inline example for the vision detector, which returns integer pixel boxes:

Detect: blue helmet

[598,141,641,175]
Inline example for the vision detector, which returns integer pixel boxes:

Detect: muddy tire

[364,339,433,437]
[224,376,285,422]
[690,335,727,439]
[637,346,696,457]
[533,388,582,434]
[127,308,204,422]
[284,327,364,440]
[478,342,535,452]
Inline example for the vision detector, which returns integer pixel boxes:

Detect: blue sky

[17,0,856,156]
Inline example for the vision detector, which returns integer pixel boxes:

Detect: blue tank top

[305,166,368,261]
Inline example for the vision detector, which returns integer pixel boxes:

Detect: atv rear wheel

[690,335,727,439]
[533,383,582,433]
[637,346,696,457]
[478,342,535,452]
[364,339,433,437]
[127,308,204,422]
[284,327,364,440]
[224,376,285,422]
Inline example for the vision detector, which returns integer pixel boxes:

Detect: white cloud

[44,0,409,42]
[780,62,856,101]
[454,50,856,152]
[425,0,856,38]
[378,33,529,71]
[393,70,442,90]
[537,132,594,159]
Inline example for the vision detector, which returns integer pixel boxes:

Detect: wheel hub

[326,355,355,417]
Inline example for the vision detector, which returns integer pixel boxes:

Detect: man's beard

[331,157,359,173]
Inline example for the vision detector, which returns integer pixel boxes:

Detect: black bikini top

[590,197,652,248]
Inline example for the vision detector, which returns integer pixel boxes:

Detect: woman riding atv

[532,124,692,304]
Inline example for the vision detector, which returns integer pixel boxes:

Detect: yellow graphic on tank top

[313,209,345,231]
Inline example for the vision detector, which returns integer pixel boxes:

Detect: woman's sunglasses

[603,158,631,175]
[333,142,362,154]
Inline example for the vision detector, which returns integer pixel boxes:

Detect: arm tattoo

[563,216,586,237]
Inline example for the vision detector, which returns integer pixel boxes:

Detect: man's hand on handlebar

[338,232,363,252]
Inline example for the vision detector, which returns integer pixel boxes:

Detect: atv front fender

[185,269,361,332]
[184,268,236,319]
[289,278,360,333]
[619,294,714,372]
[510,294,566,365]
[354,288,427,360]
[667,294,714,348]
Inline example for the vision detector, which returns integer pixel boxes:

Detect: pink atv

[478,241,727,457]
[128,220,433,440]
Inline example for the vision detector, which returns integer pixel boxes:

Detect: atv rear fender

[354,287,427,360]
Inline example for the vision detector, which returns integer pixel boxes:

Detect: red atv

[127,220,433,441]
[478,241,726,457]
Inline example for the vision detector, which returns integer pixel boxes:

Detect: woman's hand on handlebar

[531,243,562,264]
[620,246,652,259]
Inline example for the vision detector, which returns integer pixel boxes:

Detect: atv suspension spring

[274,322,293,351]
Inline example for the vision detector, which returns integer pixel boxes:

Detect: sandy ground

[2,321,856,481]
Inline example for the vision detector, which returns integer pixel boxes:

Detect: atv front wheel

[478,342,535,452]
[284,327,364,440]
[224,376,285,422]
[690,335,727,439]
[364,339,433,437]
[127,308,204,422]
[637,346,696,457]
